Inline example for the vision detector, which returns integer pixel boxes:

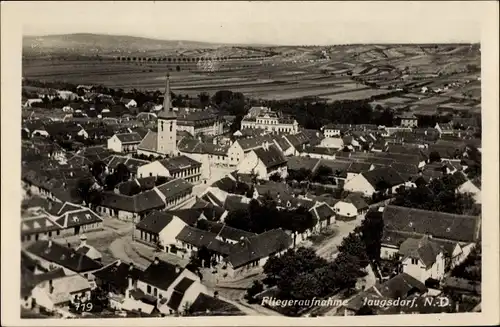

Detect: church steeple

[158,73,176,119]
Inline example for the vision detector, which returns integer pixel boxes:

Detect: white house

[458,179,481,204]
[157,276,210,315]
[136,258,201,310]
[236,144,287,180]
[225,229,293,279]
[107,133,143,153]
[333,193,369,221]
[134,212,188,252]
[137,155,202,184]
[322,125,342,138]
[227,136,273,167]
[399,236,446,283]
[343,167,406,197]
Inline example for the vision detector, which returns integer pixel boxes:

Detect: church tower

[156,73,177,157]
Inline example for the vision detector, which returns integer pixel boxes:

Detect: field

[22,35,481,102]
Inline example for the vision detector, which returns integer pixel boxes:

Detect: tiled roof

[204,221,256,241]
[286,156,320,171]
[274,136,293,152]
[93,260,143,294]
[140,259,182,291]
[284,132,309,148]
[137,130,158,152]
[253,145,287,168]
[189,293,242,315]
[399,236,443,267]
[309,203,335,222]
[106,156,149,173]
[158,155,202,174]
[55,207,103,228]
[21,215,62,236]
[99,189,165,213]
[362,167,405,189]
[382,205,480,243]
[227,229,292,268]
[135,211,175,234]
[168,208,204,226]
[343,193,369,210]
[26,240,102,273]
[156,178,193,201]
[347,162,372,174]
[115,132,143,144]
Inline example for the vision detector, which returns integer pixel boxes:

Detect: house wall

[134,229,159,248]
[107,136,123,153]
[136,268,199,302]
[333,201,358,219]
[137,161,171,178]
[236,151,266,178]
[178,152,211,181]
[324,129,341,138]
[121,143,139,153]
[299,152,336,160]
[178,286,209,313]
[241,121,298,134]
[226,248,290,279]
[401,119,418,128]
[343,175,376,197]
[380,244,400,260]
[402,252,445,283]
[227,141,245,167]
[159,217,188,251]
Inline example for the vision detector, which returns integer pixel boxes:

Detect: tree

[429,151,441,163]
[356,210,384,263]
[74,178,94,204]
[337,232,370,268]
[90,161,106,181]
[312,165,333,184]
[245,280,264,303]
[115,163,131,183]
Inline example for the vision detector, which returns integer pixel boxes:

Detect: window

[147,285,151,294]
[161,121,164,131]
[170,123,173,132]
[411,258,418,265]
[153,288,158,296]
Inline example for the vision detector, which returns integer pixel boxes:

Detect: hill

[22,33,227,56]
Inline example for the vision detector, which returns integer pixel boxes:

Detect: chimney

[175,264,181,274]
[153,257,160,265]
[48,239,53,248]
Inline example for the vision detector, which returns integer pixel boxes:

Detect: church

[137,74,179,158]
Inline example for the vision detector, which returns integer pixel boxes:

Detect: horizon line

[22,32,481,47]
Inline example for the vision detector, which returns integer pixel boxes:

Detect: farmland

[22,34,480,103]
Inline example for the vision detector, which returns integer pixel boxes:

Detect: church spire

[158,73,176,119]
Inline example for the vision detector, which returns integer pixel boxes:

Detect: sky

[18,1,484,45]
